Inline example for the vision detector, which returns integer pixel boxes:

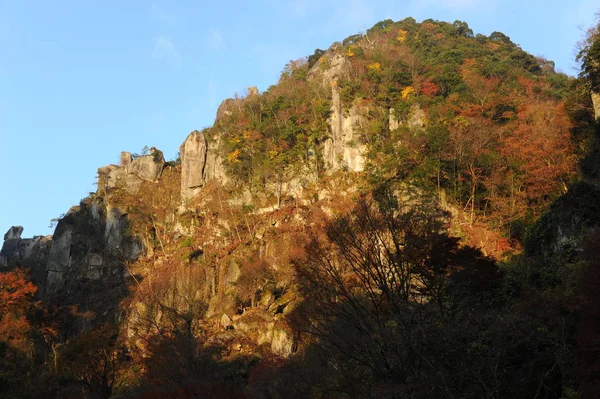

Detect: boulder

[271,326,295,358]
[221,313,233,329]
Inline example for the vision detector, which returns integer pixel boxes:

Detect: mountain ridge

[1,15,600,397]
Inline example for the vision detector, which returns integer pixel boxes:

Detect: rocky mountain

[1,16,600,398]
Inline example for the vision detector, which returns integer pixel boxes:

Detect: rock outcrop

[324,89,366,172]
[216,98,237,122]
[204,131,228,183]
[592,91,600,120]
[4,226,23,241]
[180,130,208,202]
[180,129,228,202]
[127,148,165,182]
[45,198,142,295]
[1,226,52,288]
[308,50,366,172]
[97,148,165,195]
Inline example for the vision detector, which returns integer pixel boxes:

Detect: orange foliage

[0,268,37,350]
[460,59,499,108]
[502,101,574,202]
[0,268,37,315]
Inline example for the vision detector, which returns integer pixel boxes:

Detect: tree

[235,257,274,308]
[293,190,503,395]
[57,325,124,399]
[577,12,600,92]
[0,269,37,316]
[0,268,37,351]
[0,269,37,398]
[447,116,502,223]
[128,261,208,342]
[501,101,574,205]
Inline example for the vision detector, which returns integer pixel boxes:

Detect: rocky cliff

[1,17,587,368]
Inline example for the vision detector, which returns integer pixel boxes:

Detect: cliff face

[179,130,229,202]
[1,18,585,367]
[0,227,51,288]
[97,149,165,195]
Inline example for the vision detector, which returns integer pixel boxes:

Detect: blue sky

[0,0,597,237]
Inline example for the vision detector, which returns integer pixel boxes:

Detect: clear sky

[0,0,597,237]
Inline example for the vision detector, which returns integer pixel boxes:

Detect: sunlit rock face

[592,91,600,120]
[179,129,229,202]
[180,130,208,202]
[323,91,366,172]
[308,51,366,172]
[97,149,165,195]
[127,148,165,182]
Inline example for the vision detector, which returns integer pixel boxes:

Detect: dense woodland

[2,15,600,398]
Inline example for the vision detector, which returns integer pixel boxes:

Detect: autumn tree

[57,324,125,399]
[461,58,500,109]
[446,115,502,223]
[577,12,600,92]
[293,190,503,395]
[0,268,37,398]
[501,101,574,208]
[235,257,274,309]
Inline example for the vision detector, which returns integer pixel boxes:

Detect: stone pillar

[180,130,208,202]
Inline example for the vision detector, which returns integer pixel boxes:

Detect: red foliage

[501,101,574,203]
[420,80,439,97]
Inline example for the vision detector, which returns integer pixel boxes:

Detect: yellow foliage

[367,62,382,72]
[269,150,279,160]
[453,116,471,127]
[401,86,415,100]
[396,29,408,43]
[345,46,355,57]
[227,149,241,163]
[242,130,250,139]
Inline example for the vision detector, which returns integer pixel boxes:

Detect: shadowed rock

[4,226,23,240]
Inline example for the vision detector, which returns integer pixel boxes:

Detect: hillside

[1,16,600,398]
